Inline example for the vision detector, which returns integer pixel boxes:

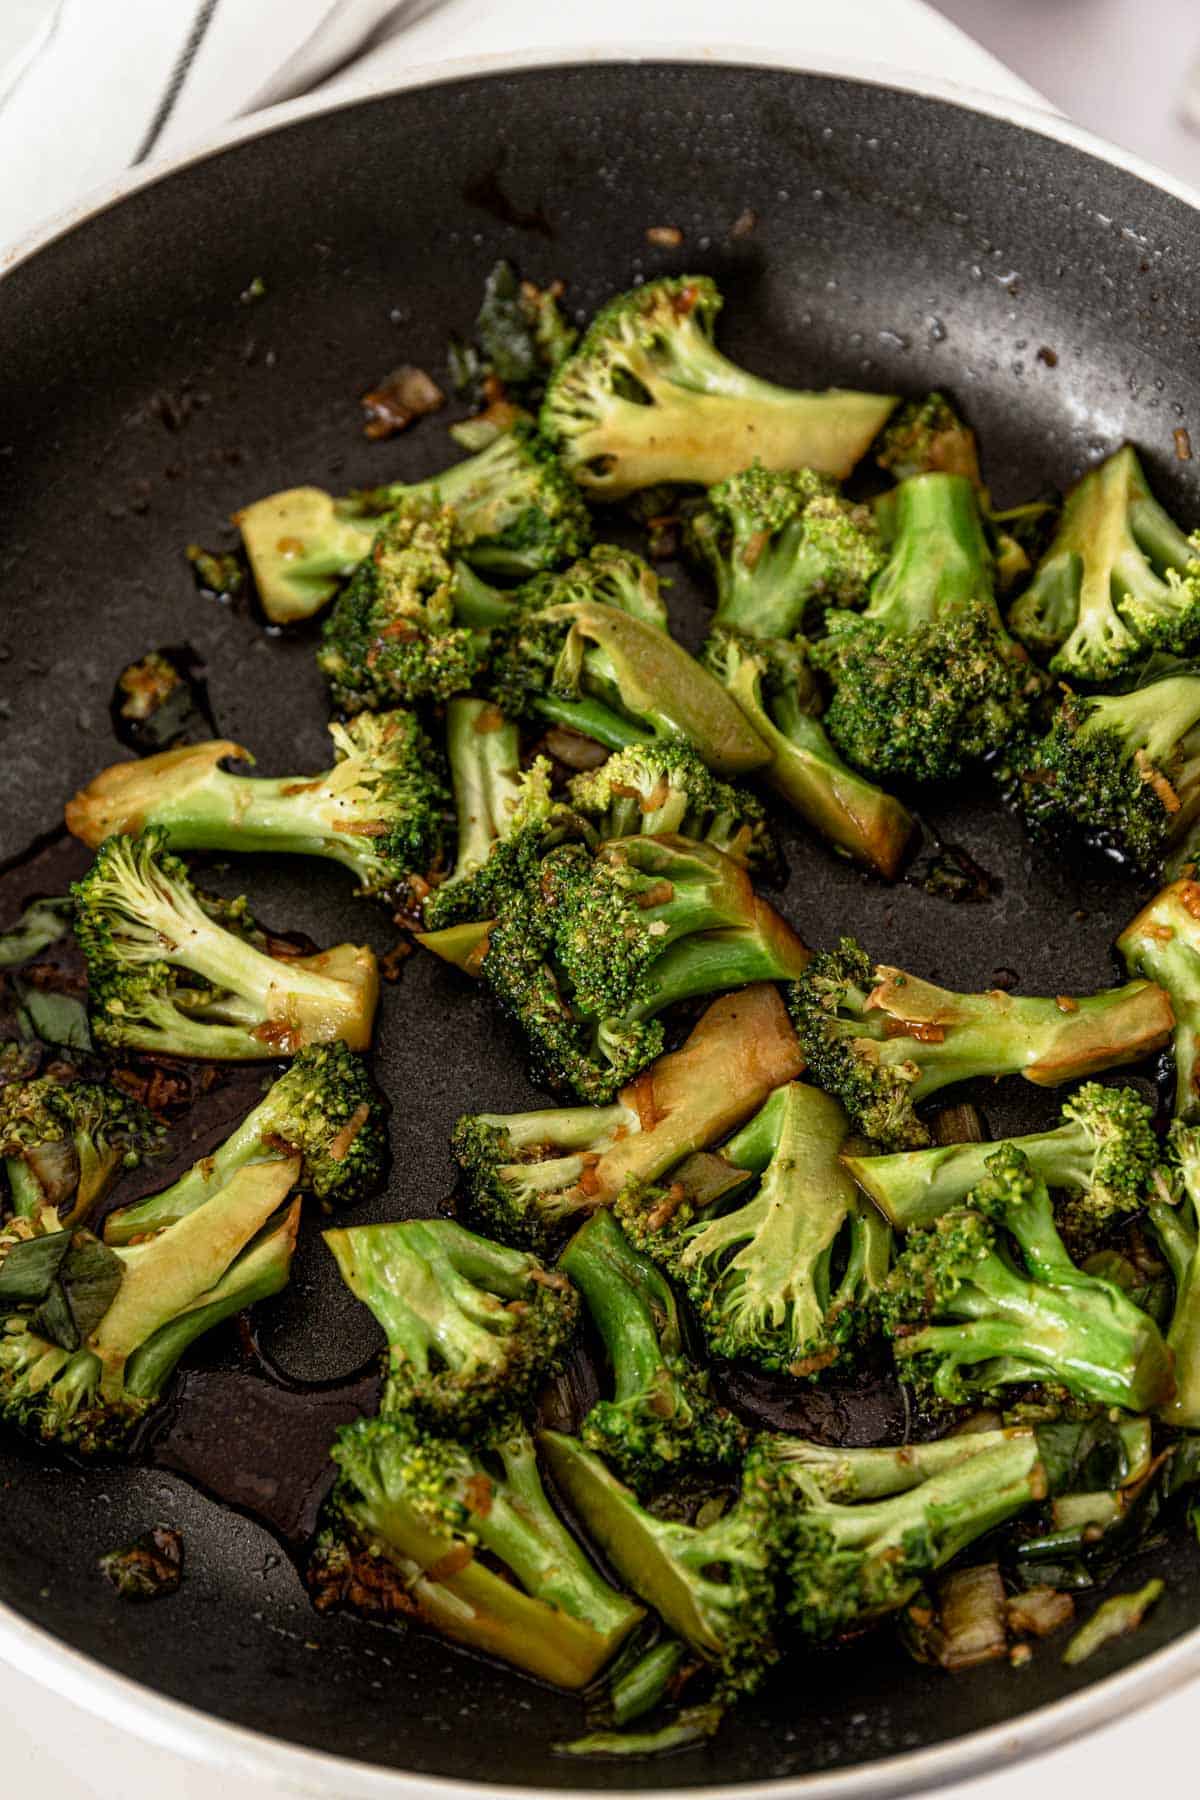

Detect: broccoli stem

[846,1116,1105,1231]
[866,473,993,633]
[444,700,524,883]
[451,563,518,629]
[609,1638,689,1726]
[1149,1191,1200,1428]
[560,1213,679,1406]
[1119,879,1200,1119]
[623,916,809,1025]
[774,1428,1038,1502]
[531,693,655,751]
[5,1156,46,1219]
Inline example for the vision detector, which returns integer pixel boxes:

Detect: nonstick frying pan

[3,49,1200,1798]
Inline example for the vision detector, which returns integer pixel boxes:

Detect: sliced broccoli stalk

[0,1156,300,1452]
[875,392,983,486]
[617,1081,891,1375]
[540,276,896,497]
[451,983,802,1249]
[811,473,1038,785]
[881,1145,1175,1411]
[559,1209,746,1492]
[236,486,378,624]
[1008,445,1200,682]
[791,935,1173,1150]
[540,1429,780,1698]
[323,1217,578,1431]
[239,425,591,623]
[66,712,449,903]
[103,1044,385,1244]
[0,1077,160,1225]
[566,742,775,873]
[685,462,882,639]
[486,563,771,778]
[73,831,380,1060]
[706,628,915,879]
[1119,877,1200,1119]
[421,702,580,932]
[1149,1121,1200,1428]
[480,836,808,1103]
[843,1083,1159,1234]
[765,1424,1046,1639]
[1016,674,1200,876]
[311,1414,643,1689]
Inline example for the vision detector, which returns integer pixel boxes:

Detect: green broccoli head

[324,1217,579,1433]
[1015,676,1200,877]
[1008,445,1200,682]
[685,461,883,639]
[566,741,774,872]
[874,392,982,485]
[540,275,895,497]
[0,1077,161,1224]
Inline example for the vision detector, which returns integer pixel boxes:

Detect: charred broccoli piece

[843,1082,1160,1235]
[486,546,770,775]
[881,1145,1174,1411]
[0,1077,160,1225]
[560,1209,746,1492]
[765,1425,1047,1639]
[1008,445,1200,682]
[811,473,1039,783]
[566,741,774,873]
[66,712,449,903]
[685,462,883,639]
[1013,674,1200,877]
[324,1217,579,1432]
[451,985,802,1249]
[103,1044,386,1244]
[617,1081,891,1375]
[479,835,808,1102]
[875,392,983,486]
[541,1429,781,1698]
[540,276,895,497]
[705,628,915,879]
[238,423,591,621]
[791,936,1172,1150]
[1149,1121,1200,1429]
[73,831,379,1060]
[310,1413,642,1689]
[1119,876,1200,1118]
[0,1153,300,1452]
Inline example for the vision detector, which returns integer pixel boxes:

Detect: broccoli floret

[1119,876,1200,1118]
[685,462,883,639]
[486,547,770,775]
[881,1144,1174,1411]
[705,628,915,879]
[560,1209,746,1492]
[541,1429,780,1698]
[309,1413,642,1689]
[1008,445,1200,682]
[843,1082,1160,1235]
[315,511,497,708]
[239,424,592,622]
[0,1077,161,1224]
[73,830,380,1060]
[811,473,1039,784]
[1148,1121,1200,1429]
[421,702,579,932]
[452,984,802,1249]
[875,392,983,486]
[0,1153,300,1452]
[566,741,774,873]
[540,275,895,497]
[480,836,809,1102]
[617,1081,891,1375]
[1015,677,1200,877]
[764,1424,1046,1640]
[324,1217,579,1432]
[103,1044,386,1244]
[66,711,450,904]
[791,936,1172,1150]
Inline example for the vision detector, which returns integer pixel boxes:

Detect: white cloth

[0,0,1041,254]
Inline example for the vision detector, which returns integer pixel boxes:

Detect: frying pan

[3,46,1200,1798]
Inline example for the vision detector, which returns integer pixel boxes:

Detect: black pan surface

[3,58,1200,1791]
